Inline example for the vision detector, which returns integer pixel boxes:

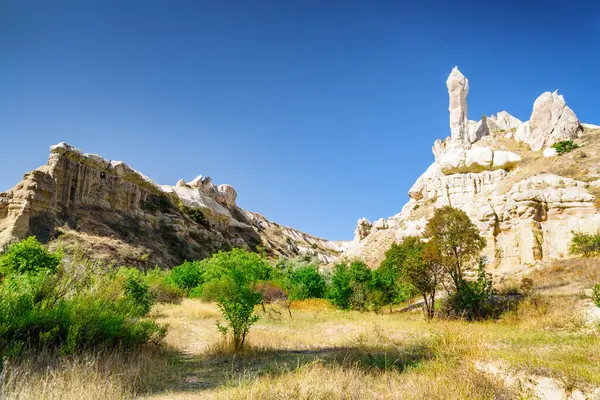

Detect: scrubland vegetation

[1,206,599,399]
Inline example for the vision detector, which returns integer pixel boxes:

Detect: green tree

[383,236,442,319]
[422,206,486,292]
[215,266,263,352]
[328,263,353,309]
[170,260,204,293]
[286,265,326,300]
[347,261,372,310]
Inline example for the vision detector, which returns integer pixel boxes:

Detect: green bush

[440,259,505,321]
[171,260,204,292]
[0,238,166,356]
[143,268,183,304]
[0,236,61,276]
[569,231,600,257]
[328,263,353,309]
[209,252,268,351]
[285,265,326,300]
[593,284,600,308]
[327,261,374,311]
[552,140,580,154]
[200,248,272,283]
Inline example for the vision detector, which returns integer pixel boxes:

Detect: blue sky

[1,1,599,240]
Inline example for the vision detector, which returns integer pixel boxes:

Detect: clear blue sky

[1,1,599,240]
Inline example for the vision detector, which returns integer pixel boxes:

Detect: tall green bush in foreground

[0,238,166,356]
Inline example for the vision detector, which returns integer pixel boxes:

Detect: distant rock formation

[344,67,600,276]
[0,143,342,266]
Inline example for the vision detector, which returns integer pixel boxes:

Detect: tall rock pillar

[446,67,469,146]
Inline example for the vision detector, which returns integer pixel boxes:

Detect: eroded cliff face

[343,67,600,276]
[0,143,342,267]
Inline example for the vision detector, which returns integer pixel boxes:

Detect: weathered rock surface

[342,68,600,275]
[0,143,342,266]
[513,91,582,151]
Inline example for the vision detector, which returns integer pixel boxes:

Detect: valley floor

[4,292,600,400]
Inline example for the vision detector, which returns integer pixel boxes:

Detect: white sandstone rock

[373,218,388,230]
[176,179,187,187]
[543,148,558,158]
[218,184,237,207]
[514,91,582,151]
[465,147,493,170]
[492,151,521,170]
[354,218,372,241]
[489,111,522,132]
[446,67,470,146]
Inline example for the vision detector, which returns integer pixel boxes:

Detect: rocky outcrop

[512,91,582,151]
[342,67,598,274]
[0,143,341,267]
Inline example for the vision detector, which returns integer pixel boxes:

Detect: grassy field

[2,291,599,400]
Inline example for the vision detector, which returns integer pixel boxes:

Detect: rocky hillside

[343,67,600,276]
[0,143,342,267]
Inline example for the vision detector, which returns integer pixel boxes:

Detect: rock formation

[344,67,600,276]
[0,143,342,267]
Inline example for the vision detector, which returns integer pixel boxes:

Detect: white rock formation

[489,111,522,131]
[543,148,558,158]
[341,68,597,274]
[514,91,582,151]
[446,67,470,146]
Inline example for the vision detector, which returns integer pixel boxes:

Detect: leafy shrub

[200,248,273,283]
[170,261,204,292]
[0,236,61,276]
[552,140,580,154]
[593,284,600,308]
[214,260,265,352]
[327,261,374,311]
[569,231,600,257]
[0,239,166,356]
[143,268,183,304]
[285,265,326,300]
[181,205,209,227]
[328,263,353,309]
[440,259,513,321]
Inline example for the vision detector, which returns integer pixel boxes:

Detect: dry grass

[492,127,600,193]
[3,287,600,399]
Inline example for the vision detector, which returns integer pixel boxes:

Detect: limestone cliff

[0,143,342,267]
[343,67,600,276]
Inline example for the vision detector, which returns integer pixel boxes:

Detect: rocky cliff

[343,67,600,276]
[0,143,342,267]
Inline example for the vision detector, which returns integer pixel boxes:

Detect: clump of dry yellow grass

[0,347,173,400]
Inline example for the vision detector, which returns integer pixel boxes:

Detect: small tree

[347,261,372,310]
[286,265,326,300]
[215,267,263,352]
[388,236,443,319]
[423,206,486,292]
[328,263,353,309]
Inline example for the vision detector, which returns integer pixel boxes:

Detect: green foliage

[0,236,61,276]
[441,258,498,321]
[285,265,326,300]
[569,231,600,257]
[593,284,600,309]
[382,236,442,319]
[552,140,580,154]
[212,254,266,351]
[327,261,374,311]
[181,205,209,227]
[327,263,353,309]
[143,268,183,304]
[0,240,166,356]
[199,248,272,284]
[423,206,486,291]
[140,194,173,214]
[171,260,204,292]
